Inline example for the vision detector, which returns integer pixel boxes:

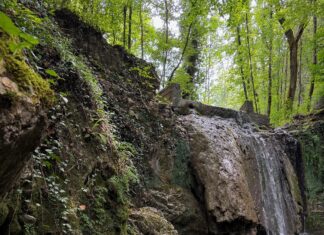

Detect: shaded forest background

[2,0,323,125]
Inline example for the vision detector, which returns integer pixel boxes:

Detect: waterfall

[254,137,289,235]
[181,113,302,234]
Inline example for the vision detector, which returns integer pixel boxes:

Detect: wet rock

[180,114,302,234]
[182,115,258,224]
[0,79,47,198]
[240,100,254,113]
[20,214,37,224]
[145,187,208,235]
[0,203,9,226]
[129,207,178,235]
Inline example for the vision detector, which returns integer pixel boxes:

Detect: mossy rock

[4,55,54,105]
[0,32,54,106]
[9,216,22,235]
[0,202,9,226]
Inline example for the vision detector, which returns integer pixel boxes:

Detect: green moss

[4,55,54,105]
[171,138,193,188]
[0,202,9,226]
[0,33,54,106]
[9,216,22,235]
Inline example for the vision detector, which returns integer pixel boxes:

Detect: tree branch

[296,24,305,42]
[279,17,295,46]
[168,22,193,81]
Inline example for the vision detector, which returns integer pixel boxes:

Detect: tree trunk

[279,18,304,110]
[284,50,288,106]
[162,0,169,86]
[128,4,132,51]
[267,10,273,117]
[236,25,248,101]
[184,32,199,99]
[168,22,193,81]
[245,13,259,113]
[309,14,317,109]
[139,0,144,59]
[287,41,298,109]
[267,38,273,117]
[298,39,302,107]
[123,6,127,48]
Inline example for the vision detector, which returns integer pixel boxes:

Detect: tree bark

[162,0,169,86]
[279,18,304,110]
[309,14,317,109]
[267,36,273,117]
[123,6,127,48]
[298,39,302,107]
[128,4,132,51]
[267,9,273,117]
[139,0,144,59]
[245,13,259,113]
[284,49,288,106]
[236,25,248,101]
[168,22,193,81]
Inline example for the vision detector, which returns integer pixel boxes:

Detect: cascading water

[252,135,296,235]
[181,113,302,234]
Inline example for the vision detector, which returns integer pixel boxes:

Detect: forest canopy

[1,0,323,125]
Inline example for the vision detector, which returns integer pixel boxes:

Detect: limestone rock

[129,207,178,235]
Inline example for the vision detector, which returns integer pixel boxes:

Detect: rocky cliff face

[0,3,306,235]
[286,111,324,235]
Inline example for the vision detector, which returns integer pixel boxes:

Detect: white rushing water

[254,137,288,235]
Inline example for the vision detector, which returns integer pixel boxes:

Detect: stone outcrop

[286,111,324,234]
[179,113,302,234]
[129,207,178,235]
[0,5,306,235]
[0,59,47,198]
[159,84,270,127]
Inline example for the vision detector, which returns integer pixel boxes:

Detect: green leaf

[45,69,58,77]
[19,32,39,45]
[0,11,20,36]
[8,41,31,53]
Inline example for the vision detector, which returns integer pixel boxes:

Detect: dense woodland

[1,0,323,124]
[0,0,323,234]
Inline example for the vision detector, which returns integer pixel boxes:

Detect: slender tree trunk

[206,46,212,103]
[309,14,317,109]
[287,41,299,109]
[184,31,199,99]
[245,13,259,113]
[298,39,303,107]
[168,22,193,81]
[139,0,144,59]
[279,18,304,110]
[123,6,127,48]
[267,10,273,117]
[162,0,169,86]
[267,40,273,117]
[128,4,132,51]
[236,25,248,101]
[277,45,283,111]
[284,49,288,106]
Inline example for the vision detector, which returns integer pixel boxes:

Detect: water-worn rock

[286,111,324,233]
[129,207,178,235]
[180,114,302,234]
[144,187,208,235]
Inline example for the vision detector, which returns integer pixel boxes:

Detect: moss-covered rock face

[0,203,9,226]
[129,207,178,235]
[0,2,307,235]
[288,111,324,233]
[0,33,54,106]
[3,55,54,105]
[0,32,51,198]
